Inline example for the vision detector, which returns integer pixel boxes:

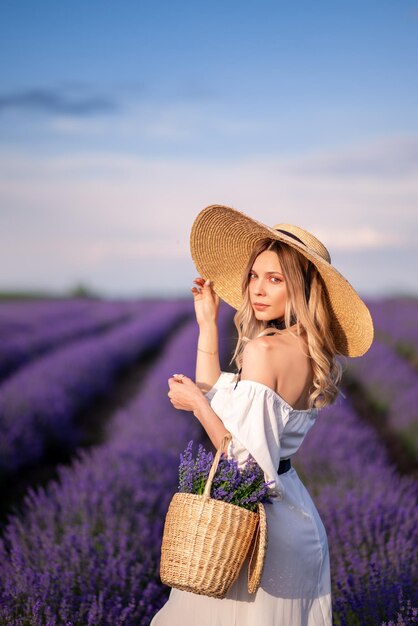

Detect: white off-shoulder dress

[150,371,332,626]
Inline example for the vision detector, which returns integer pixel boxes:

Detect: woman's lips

[254,304,270,310]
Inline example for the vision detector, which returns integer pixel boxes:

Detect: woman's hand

[191,277,220,327]
[167,374,206,412]
[168,374,230,449]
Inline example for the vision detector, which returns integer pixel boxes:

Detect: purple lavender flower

[294,393,418,624]
[0,298,151,381]
[178,440,274,512]
[1,296,416,624]
[0,299,191,477]
[0,300,236,625]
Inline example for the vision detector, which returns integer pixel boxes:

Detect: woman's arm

[193,393,230,450]
[168,375,229,450]
[191,277,221,393]
[195,321,221,393]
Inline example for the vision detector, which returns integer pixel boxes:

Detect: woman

[150,204,374,626]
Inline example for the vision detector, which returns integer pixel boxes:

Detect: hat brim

[190,204,374,357]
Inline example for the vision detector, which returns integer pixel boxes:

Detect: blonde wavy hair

[229,238,346,409]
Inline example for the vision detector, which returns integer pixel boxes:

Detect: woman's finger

[173,374,188,382]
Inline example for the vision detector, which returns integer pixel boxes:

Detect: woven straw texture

[160,492,259,598]
[160,432,266,599]
[190,204,374,358]
[248,501,268,593]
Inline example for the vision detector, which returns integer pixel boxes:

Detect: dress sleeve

[209,380,291,501]
[203,371,238,402]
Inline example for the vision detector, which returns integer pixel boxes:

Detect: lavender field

[0,296,417,625]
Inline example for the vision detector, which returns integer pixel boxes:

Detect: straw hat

[190,204,374,358]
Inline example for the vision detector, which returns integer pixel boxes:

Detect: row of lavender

[343,335,418,457]
[293,397,417,625]
[0,298,157,381]
[0,301,235,625]
[346,297,418,458]
[365,297,418,356]
[0,299,191,478]
[294,295,418,623]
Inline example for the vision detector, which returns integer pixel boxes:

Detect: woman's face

[248,250,287,322]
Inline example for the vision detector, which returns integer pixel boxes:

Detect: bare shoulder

[241,334,290,389]
[241,333,310,395]
[244,335,277,353]
[244,332,302,358]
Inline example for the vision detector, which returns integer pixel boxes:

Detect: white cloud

[46,100,268,143]
[312,226,408,251]
[81,239,187,263]
[285,134,418,179]
[0,133,417,295]
[50,116,110,135]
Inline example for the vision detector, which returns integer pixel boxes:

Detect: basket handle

[203,432,232,498]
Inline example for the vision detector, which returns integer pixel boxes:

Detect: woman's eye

[249,273,281,283]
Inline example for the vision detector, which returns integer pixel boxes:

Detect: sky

[1,0,417,300]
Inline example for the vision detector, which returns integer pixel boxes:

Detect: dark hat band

[273,228,313,302]
[274,228,306,246]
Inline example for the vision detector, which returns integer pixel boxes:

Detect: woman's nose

[253,279,266,295]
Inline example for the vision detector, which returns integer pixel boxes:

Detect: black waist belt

[278,458,291,475]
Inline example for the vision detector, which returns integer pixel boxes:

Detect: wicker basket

[248,501,267,593]
[160,432,267,599]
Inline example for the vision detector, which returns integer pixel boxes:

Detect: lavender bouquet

[178,440,275,512]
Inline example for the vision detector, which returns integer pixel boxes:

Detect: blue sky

[1,1,417,299]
